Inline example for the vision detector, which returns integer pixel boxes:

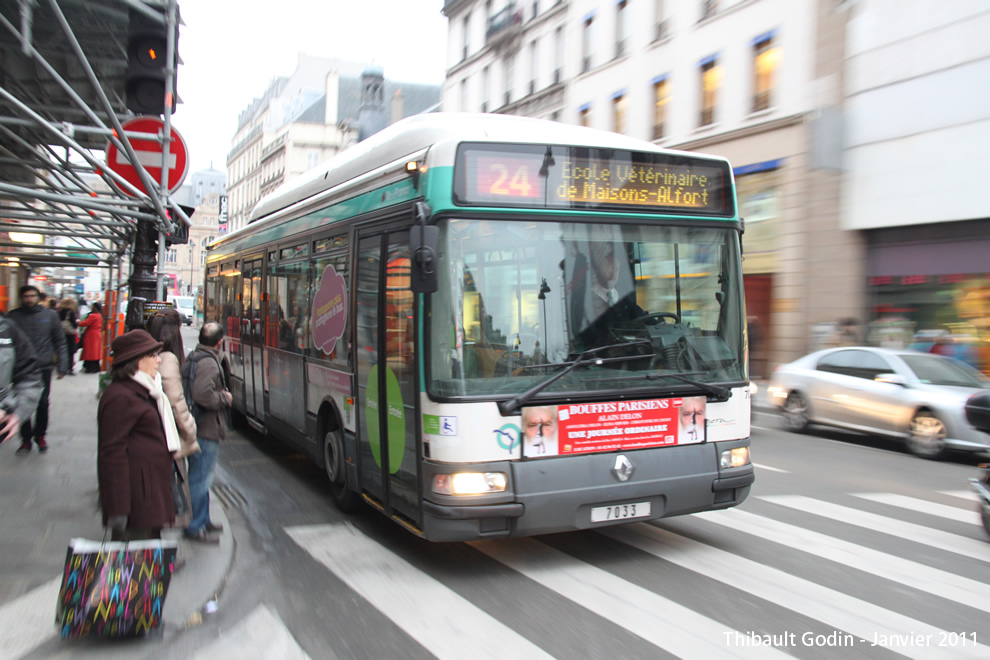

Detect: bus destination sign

[455,143,733,216]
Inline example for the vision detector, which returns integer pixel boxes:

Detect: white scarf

[131,370,181,452]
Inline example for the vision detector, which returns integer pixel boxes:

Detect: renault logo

[613,455,634,482]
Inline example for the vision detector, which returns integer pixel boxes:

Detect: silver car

[767,347,990,459]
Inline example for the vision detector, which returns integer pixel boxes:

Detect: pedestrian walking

[0,310,43,453]
[147,308,199,528]
[77,302,104,373]
[97,330,179,541]
[8,285,68,454]
[57,298,78,375]
[184,322,231,543]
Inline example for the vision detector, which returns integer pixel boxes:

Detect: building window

[554,27,564,83]
[582,14,594,73]
[482,66,490,112]
[753,34,779,112]
[579,104,592,127]
[652,76,670,140]
[615,1,629,58]
[306,150,320,171]
[654,0,669,40]
[166,249,177,264]
[700,56,721,126]
[532,0,539,20]
[461,79,469,111]
[529,40,538,95]
[612,92,627,134]
[504,53,515,105]
[463,13,471,60]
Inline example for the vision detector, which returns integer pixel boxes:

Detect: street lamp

[188,244,195,295]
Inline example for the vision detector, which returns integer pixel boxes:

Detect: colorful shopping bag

[55,537,178,638]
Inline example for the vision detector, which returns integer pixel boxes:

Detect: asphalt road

[140,407,990,660]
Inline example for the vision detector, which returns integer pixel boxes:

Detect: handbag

[55,537,178,639]
[61,318,76,335]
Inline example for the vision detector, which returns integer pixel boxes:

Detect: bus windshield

[429,218,746,398]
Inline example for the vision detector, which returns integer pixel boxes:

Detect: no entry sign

[104,116,189,197]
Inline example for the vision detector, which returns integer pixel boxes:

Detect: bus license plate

[590,502,651,523]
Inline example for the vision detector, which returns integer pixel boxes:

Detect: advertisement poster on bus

[520,396,707,458]
[312,264,347,355]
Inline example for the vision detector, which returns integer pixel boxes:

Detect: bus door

[355,230,420,526]
[241,258,265,419]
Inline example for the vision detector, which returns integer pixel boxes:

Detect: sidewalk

[0,369,233,645]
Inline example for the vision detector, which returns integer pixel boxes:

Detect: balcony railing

[487,4,524,44]
[654,20,670,41]
[753,91,771,112]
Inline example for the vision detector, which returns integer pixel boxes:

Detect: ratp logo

[494,424,520,452]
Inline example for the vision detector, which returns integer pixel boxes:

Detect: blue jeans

[186,438,219,534]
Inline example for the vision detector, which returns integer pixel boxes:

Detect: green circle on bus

[365,364,405,474]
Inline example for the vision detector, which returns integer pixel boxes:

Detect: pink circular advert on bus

[312,264,347,354]
[521,396,707,458]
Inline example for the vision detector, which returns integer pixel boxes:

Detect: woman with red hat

[97,329,180,540]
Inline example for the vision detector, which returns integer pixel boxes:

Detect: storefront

[866,219,990,373]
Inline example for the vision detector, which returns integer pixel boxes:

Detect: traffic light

[125,8,178,115]
[164,204,195,246]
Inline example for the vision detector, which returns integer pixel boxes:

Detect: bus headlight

[720,447,750,468]
[433,472,508,496]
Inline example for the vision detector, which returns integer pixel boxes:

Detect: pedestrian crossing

[281,490,989,659]
[3,489,988,659]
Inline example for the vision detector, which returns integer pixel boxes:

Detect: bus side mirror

[410,225,439,294]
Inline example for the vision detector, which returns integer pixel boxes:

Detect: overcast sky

[176,0,449,175]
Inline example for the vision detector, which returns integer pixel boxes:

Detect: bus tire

[323,415,360,512]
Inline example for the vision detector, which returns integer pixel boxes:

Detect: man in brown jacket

[185,322,232,543]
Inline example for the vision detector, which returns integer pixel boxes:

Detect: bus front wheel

[323,422,360,512]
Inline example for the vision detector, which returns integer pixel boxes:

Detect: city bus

[203,114,754,541]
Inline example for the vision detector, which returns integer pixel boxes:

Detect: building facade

[227,54,442,234]
[442,0,860,374]
[844,0,990,370]
[163,168,226,297]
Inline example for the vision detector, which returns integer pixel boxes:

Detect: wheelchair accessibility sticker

[423,414,458,436]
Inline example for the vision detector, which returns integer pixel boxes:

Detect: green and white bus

[204,114,754,541]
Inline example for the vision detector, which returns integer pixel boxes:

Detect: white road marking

[852,493,982,525]
[471,537,789,660]
[939,489,979,502]
[753,462,789,473]
[603,522,990,659]
[694,507,990,612]
[0,577,60,658]
[190,604,311,660]
[286,523,553,660]
[760,495,990,562]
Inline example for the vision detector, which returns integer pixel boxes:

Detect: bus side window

[274,261,310,354]
[309,252,351,366]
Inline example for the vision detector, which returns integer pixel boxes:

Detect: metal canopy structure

[0,0,188,272]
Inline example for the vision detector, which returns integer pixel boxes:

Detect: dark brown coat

[97,378,175,529]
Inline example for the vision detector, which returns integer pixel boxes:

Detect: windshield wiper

[497,341,651,416]
[588,371,732,402]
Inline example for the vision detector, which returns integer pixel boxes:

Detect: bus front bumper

[420,440,753,542]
